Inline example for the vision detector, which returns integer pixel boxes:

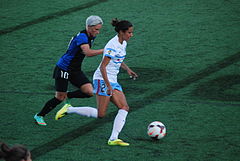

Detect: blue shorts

[93,79,123,96]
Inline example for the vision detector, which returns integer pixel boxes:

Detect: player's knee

[55,93,67,101]
[85,91,94,98]
[56,96,66,101]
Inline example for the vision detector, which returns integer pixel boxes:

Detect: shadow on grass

[192,74,240,101]
[31,52,240,159]
[0,0,108,35]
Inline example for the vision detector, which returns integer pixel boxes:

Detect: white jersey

[93,35,127,83]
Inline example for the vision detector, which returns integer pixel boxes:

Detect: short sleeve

[75,33,88,46]
[104,48,116,59]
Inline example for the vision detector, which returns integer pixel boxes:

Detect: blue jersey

[56,30,95,71]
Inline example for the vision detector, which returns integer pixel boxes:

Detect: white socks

[67,106,98,118]
[109,109,128,141]
[67,107,128,141]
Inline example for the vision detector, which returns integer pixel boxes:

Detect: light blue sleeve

[104,47,116,59]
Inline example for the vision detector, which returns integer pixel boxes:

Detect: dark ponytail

[111,18,133,33]
[0,142,29,161]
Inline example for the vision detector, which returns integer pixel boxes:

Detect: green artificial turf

[0,0,240,160]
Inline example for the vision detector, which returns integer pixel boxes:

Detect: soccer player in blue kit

[34,15,104,126]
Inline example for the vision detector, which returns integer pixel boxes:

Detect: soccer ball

[147,121,166,140]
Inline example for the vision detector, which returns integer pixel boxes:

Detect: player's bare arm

[121,62,138,78]
[81,44,103,57]
[100,56,113,95]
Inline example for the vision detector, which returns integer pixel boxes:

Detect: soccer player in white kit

[55,18,138,146]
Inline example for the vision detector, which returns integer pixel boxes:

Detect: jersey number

[101,83,106,92]
[61,71,69,79]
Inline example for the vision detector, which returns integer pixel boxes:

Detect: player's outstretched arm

[81,44,103,57]
[121,62,138,79]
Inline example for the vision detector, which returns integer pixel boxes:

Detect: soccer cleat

[55,103,71,120]
[34,114,47,126]
[108,139,130,146]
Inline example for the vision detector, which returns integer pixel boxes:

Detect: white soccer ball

[147,121,166,140]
